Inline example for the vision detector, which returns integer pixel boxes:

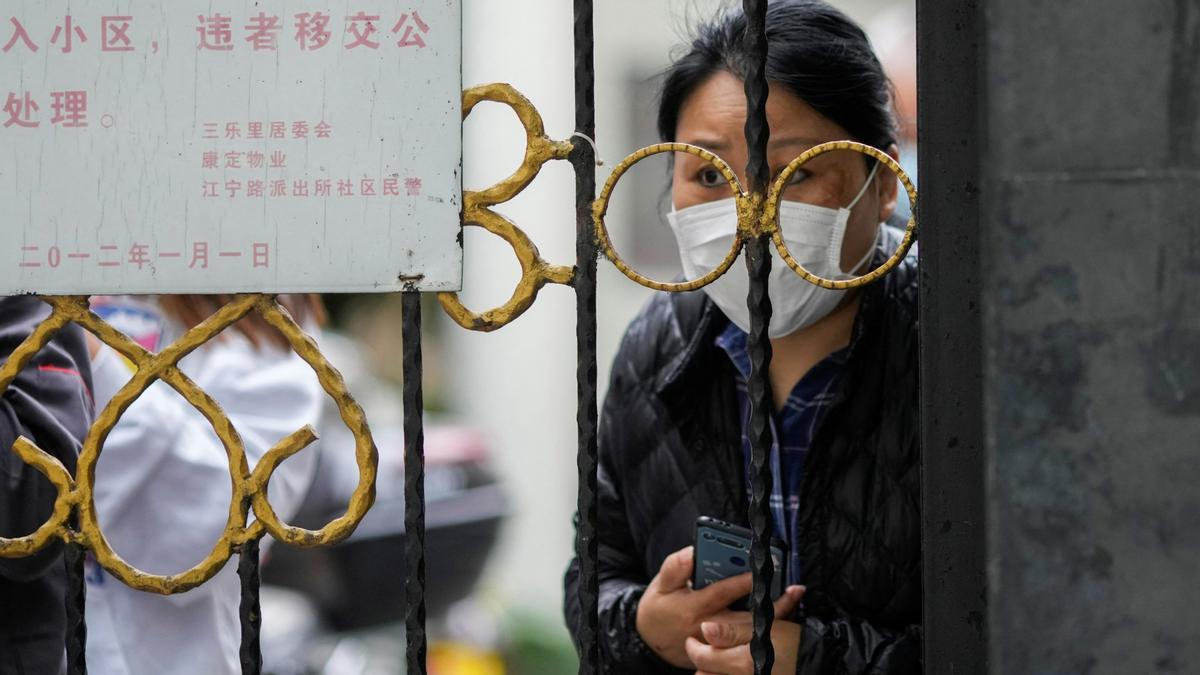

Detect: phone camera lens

[730,556,747,567]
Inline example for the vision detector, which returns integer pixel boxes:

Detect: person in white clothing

[82,294,326,675]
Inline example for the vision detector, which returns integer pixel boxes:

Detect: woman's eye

[780,169,810,186]
[696,168,725,188]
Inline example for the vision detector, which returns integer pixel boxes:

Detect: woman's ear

[876,143,902,223]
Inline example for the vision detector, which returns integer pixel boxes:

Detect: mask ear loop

[832,160,883,276]
[847,159,881,210]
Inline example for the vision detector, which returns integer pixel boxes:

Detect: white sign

[0,1,462,294]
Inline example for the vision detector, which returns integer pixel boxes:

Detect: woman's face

[671,70,900,272]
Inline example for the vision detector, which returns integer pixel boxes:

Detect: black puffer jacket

[565,227,921,674]
[1,297,94,675]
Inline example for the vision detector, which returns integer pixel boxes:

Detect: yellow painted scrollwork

[0,295,377,595]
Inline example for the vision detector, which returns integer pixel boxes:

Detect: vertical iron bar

[741,1,775,673]
[571,1,599,674]
[402,291,428,674]
[237,537,263,675]
[917,0,988,672]
[64,535,88,675]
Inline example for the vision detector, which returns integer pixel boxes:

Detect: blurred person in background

[565,1,920,673]
[82,294,325,675]
[0,297,94,675]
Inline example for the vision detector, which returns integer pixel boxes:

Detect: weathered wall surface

[983,1,1200,672]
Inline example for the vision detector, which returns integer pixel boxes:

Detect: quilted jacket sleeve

[564,321,687,675]
[796,612,921,674]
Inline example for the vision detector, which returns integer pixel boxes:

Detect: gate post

[917,0,988,673]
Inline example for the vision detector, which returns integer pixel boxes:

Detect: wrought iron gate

[0,1,996,674]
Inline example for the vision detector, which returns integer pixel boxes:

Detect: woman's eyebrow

[769,136,824,152]
[675,136,826,154]
[678,137,731,153]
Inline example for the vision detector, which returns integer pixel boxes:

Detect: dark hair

[160,294,326,351]
[657,0,897,153]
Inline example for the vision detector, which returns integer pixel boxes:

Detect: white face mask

[666,162,880,338]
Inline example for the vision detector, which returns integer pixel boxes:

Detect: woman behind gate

[82,295,325,675]
[565,1,921,673]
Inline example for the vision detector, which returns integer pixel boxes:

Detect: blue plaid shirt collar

[714,308,865,586]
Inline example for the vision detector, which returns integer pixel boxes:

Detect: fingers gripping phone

[692,516,787,610]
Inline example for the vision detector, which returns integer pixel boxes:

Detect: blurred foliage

[499,609,579,675]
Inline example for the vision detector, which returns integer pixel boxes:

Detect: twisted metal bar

[741,0,776,672]
[572,0,600,672]
[402,292,428,674]
[65,535,88,675]
[237,538,263,675]
[438,84,576,332]
[0,295,378,596]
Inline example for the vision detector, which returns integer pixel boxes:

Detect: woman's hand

[685,615,803,675]
[636,546,804,669]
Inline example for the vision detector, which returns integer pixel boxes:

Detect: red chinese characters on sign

[17,241,275,272]
[196,14,234,51]
[3,93,39,128]
[3,18,38,53]
[392,12,429,48]
[4,91,88,128]
[344,12,380,50]
[253,243,269,268]
[196,120,333,139]
[101,16,134,52]
[196,175,424,200]
[50,16,88,54]
[294,12,332,51]
[244,13,281,51]
[21,245,71,269]
[50,91,88,127]
[1,11,434,57]
[128,243,150,269]
[190,242,209,269]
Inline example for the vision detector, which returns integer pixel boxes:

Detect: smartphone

[692,516,787,609]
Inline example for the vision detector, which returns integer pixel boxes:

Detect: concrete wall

[982,1,1200,672]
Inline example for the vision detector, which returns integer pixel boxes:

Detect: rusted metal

[438,83,576,332]
[0,294,378,596]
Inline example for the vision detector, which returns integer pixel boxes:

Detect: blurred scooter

[258,333,508,675]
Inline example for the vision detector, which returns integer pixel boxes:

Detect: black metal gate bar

[237,537,263,675]
[916,0,988,672]
[65,532,88,675]
[402,291,428,674]
[571,0,599,674]
[739,0,777,667]
[740,1,776,673]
